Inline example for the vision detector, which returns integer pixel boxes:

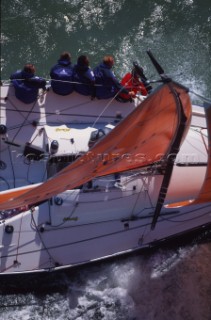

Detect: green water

[1,0,211,99]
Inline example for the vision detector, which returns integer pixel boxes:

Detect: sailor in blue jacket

[94,55,129,100]
[73,55,95,96]
[10,64,46,104]
[50,51,74,96]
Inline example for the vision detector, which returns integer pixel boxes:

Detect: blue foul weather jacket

[50,59,74,95]
[10,70,46,104]
[93,62,128,99]
[73,65,95,96]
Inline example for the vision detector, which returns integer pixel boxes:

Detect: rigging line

[49,191,80,228]
[189,90,211,104]
[2,78,105,86]
[76,189,146,204]
[0,176,10,191]
[91,85,129,127]
[130,182,146,219]
[7,96,28,122]
[2,77,160,87]
[130,176,154,219]
[0,134,17,187]
[15,210,25,262]
[200,128,208,153]
[11,99,38,143]
[5,94,45,135]
[46,79,105,87]
[8,144,16,188]
[26,161,32,183]
[29,204,211,235]
[30,210,57,265]
[29,130,42,144]
[29,182,81,229]
[4,107,112,133]
[41,161,49,182]
[31,97,94,124]
[91,96,118,127]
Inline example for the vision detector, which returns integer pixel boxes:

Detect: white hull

[0,85,210,274]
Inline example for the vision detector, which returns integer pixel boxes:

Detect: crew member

[119,67,148,101]
[10,64,46,104]
[93,55,130,100]
[50,51,74,95]
[73,55,95,96]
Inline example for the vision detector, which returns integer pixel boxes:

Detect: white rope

[1,78,104,87]
[189,89,211,104]
[91,86,129,127]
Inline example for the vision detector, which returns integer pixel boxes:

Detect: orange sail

[0,81,192,211]
[165,104,211,208]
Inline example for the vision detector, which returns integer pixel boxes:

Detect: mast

[147,50,190,229]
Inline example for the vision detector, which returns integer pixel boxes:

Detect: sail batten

[0,82,192,211]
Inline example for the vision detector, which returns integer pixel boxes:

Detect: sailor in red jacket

[120,67,148,101]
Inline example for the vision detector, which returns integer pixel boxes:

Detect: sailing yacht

[0,51,210,275]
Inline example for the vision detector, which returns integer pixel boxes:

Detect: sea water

[1,1,211,319]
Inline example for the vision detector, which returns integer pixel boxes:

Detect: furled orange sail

[0,81,192,211]
[165,104,211,208]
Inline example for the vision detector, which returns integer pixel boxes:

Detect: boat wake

[1,240,211,320]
